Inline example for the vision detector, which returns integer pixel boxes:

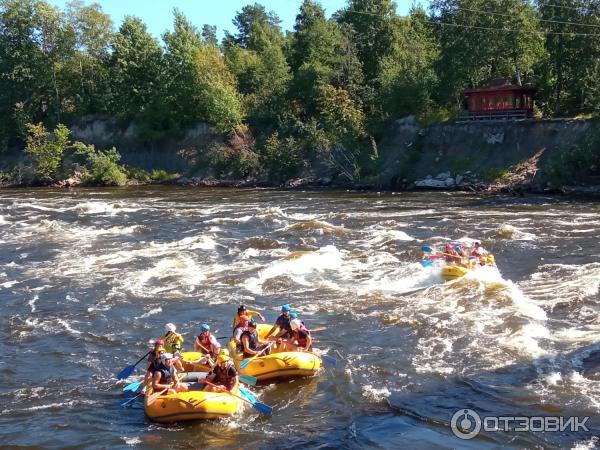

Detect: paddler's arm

[265,324,278,338]
[248,310,265,322]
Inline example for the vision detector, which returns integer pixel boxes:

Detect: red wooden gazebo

[461,79,537,120]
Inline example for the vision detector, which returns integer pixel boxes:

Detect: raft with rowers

[119,303,335,423]
[421,241,496,281]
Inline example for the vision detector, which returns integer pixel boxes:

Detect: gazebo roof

[463,78,537,95]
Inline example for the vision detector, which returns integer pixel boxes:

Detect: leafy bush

[480,167,510,182]
[260,133,303,182]
[74,142,128,186]
[124,166,151,183]
[25,123,71,184]
[150,169,178,183]
[545,134,600,188]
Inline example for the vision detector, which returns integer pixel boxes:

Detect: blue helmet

[281,304,292,312]
[290,312,298,319]
[200,323,210,332]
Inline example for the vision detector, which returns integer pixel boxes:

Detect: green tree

[336,0,396,83]
[289,0,362,111]
[224,5,290,129]
[230,3,281,48]
[431,0,544,109]
[25,122,70,183]
[378,9,439,121]
[63,0,113,115]
[108,16,164,119]
[201,24,218,46]
[536,0,600,115]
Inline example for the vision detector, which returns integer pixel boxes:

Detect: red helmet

[154,339,164,347]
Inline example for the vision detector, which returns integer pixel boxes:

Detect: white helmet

[165,323,176,333]
[290,318,302,331]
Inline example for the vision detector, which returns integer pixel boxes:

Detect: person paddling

[241,320,272,358]
[442,244,462,265]
[290,313,312,352]
[143,340,165,393]
[204,350,238,392]
[194,323,221,366]
[151,352,188,395]
[232,304,265,330]
[160,323,184,354]
[233,315,249,348]
[471,241,489,264]
[265,304,294,339]
[276,312,313,352]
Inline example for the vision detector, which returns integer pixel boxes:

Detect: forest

[2,0,600,185]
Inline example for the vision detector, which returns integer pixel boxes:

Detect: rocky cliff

[377,116,595,192]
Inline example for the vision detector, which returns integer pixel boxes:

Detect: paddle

[117,351,152,380]
[123,380,143,394]
[421,259,433,267]
[240,342,274,370]
[319,353,337,367]
[202,380,273,415]
[121,392,144,407]
[239,374,257,386]
[146,387,170,406]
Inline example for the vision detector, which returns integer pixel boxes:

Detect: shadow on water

[386,342,600,449]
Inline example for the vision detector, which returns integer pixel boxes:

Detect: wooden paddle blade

[117,365,135,380]
[321,354,337,366]
[239,375,257,385]
[253,401,273,415]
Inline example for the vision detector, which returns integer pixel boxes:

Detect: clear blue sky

[47,0,428,40]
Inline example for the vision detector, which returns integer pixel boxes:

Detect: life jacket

[196,333,215,355]
[211,363,237,391]
[241,329,259,356]
[156,363,174,383]
[295,323,310,348]
[161,331,182,353]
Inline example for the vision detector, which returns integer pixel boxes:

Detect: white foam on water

[206,215,254,224]
[123,437,142,445]
[361,385,391,402]
[137,307,163,319]
[128,256,206,296]
[75,201,140,215]
[495,223,537,240]
[56,319,83,335]
[244,245,343,294]
[572,437,599,450]
[28,295,38,313]
[1,280,18,288]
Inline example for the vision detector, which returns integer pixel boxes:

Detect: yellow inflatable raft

[236,350,322,381]
[226,324,322,381]
[144,381,243,423]
[441,264,470,280]
[441,255,496,281]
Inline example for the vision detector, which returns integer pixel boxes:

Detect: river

[0,187,599,449]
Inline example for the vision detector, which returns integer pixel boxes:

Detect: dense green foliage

[2,0,600,183]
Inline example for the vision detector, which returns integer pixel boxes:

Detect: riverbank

[2,115,599,195]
